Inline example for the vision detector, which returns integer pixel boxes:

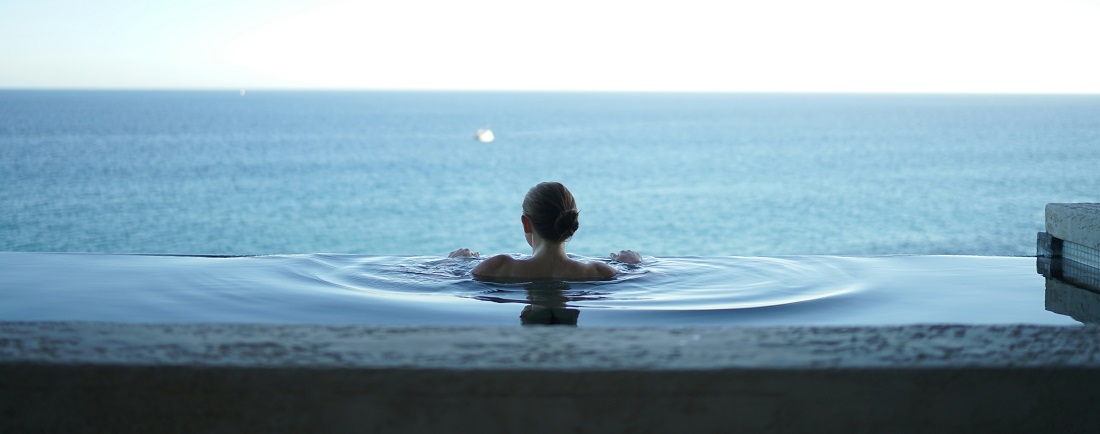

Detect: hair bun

[522,182,580,244]
[554,209,580,242]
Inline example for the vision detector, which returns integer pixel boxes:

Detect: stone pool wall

[3,322,1100,433]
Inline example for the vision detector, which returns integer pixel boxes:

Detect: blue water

[2,91,1098,326]
[3,91,1099,257]
[0,252,1079,326]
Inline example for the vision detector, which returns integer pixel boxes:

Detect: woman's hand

[610,250,642,264]
[448,248,480,258]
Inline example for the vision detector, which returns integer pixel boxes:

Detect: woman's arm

[590,261,618,279]
[472,254,511,277]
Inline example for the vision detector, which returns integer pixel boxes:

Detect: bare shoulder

[588,261,617,279]
[472,254,514,277]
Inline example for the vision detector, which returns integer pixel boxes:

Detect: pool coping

[1046,203,1100,251]
[2,322,1099,370]
[4,322,1100,433]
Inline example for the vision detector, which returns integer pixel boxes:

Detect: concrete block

[1046,203,1100,250]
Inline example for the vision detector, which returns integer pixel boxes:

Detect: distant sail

[475,128,494,143]
[240,88,246,96]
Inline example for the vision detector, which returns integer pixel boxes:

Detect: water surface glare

[0,252,1075,326]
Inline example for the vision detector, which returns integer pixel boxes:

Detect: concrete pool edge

[1046,203,1100,251]
[4,322,1100,432]
[3,322,1100,369]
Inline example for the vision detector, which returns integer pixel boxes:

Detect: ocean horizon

[3,90,1099,257]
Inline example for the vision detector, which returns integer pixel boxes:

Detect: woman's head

[522,182,579,243]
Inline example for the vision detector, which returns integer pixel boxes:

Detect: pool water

[0,252,1078,327]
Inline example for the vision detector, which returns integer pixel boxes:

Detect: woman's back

[472,254,616,281]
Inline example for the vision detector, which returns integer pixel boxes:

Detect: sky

[2,0,1099,93]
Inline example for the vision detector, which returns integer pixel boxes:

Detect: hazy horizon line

[3,87,1100,96]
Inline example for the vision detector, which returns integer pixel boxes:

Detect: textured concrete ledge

[1047,203,1100,250]
[2,322,1100,369]
[3,322,1100,433]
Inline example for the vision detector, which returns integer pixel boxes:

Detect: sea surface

[3,90,1099,257]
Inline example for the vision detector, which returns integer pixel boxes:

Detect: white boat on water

[475,128,494,143]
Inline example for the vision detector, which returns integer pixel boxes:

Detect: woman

[450,182,641,280]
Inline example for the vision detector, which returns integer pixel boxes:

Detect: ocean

[3,90,1099,257]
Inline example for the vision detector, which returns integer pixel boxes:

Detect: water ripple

[313,254,861,311]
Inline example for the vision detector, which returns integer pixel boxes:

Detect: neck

[530,237,568,260]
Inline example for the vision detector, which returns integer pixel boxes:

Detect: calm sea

[2,90,1099,257]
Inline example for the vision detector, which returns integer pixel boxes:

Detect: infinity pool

[0,252,1080,327]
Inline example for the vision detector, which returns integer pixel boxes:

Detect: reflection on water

[1044,278,1100,324]
[1039,247,1100,325]
[519,282,580,326]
